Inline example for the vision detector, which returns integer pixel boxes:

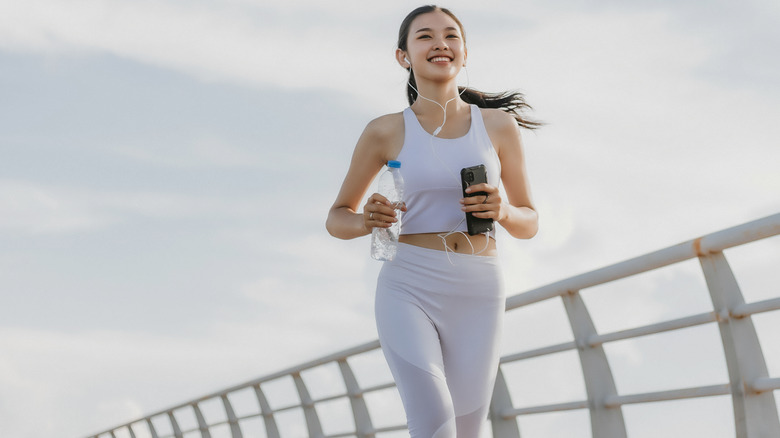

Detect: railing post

[127,424,137,438]
[167,411,183,438]
[254,384,280,438]
[490,366,522,438]
[293,372,324,438]
[221,394,244,438]
[145,418,159,438]
[561,291,627,438]
[699,251,780,437]
[192,403,212,438]
[338,358,374,437]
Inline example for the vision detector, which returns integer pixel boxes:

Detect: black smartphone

[460,164,494,235]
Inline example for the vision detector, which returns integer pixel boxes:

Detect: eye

[447,34,460,39]
[417,34,432,39]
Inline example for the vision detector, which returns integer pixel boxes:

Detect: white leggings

[375,243,505,438]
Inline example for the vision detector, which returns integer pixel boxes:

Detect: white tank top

[396,104,501,237]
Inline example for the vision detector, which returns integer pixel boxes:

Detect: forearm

[498,204,538,239]
[326,206,371,240]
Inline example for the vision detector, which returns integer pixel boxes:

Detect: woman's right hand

[363,193,406,231]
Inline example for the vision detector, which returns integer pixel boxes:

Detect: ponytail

[458,87,542,130]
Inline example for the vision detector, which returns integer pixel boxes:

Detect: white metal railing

[86,212,780,438]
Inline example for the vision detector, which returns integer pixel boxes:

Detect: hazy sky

[1,1,779,437]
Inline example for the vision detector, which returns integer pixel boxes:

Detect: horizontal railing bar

[501,384,734,419]
[370,424,409,434]
[217,340,381,397]
[501,400,589,418]
[88,340,382,437]
[732,297,780,318]
[750,377,780,393]
[236,411,264,421]
[310,380,396,402]
[220,384,400,423]
[588,311,718,346]
[361,381,397,393]
[506,213,780,309]
[324,432,359,438]
[603,384,731,407]
[271,401,308,413]
[699,213,780,254]
[312,392,350,404]
[500,341,577,364]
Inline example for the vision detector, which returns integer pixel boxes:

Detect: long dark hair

[398,5,542,130]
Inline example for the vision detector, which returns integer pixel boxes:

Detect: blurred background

[0,0,778,437]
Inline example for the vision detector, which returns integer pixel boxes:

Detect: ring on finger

[369,212,374,220]
[483,194,489,204]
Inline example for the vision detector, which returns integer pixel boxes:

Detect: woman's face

[402,10,467,81]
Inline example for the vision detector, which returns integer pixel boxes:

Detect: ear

[463,47,468,67]
[396,48,411,69]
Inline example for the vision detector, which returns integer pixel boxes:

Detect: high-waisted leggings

[375,243,505,438]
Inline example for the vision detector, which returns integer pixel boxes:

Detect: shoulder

[363,112,405,140]
[480,107,518,134]
[479,108,521,156]
[355,112,405,162]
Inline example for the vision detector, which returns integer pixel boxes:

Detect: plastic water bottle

[371,160,404,261]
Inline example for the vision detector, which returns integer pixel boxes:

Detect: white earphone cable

[405,64,490,261]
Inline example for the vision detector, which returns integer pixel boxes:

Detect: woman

[326,5,539,437]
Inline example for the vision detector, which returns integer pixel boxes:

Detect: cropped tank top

[396,104,501,237]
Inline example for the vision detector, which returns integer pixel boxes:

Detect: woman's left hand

[461,183,505,221]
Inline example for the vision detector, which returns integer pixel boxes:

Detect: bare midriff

[399,232,497,256]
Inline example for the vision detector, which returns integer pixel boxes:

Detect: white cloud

[0,180,112,234]
[0,180,267,235]
[111,135,265,169]
[0,0,404,109]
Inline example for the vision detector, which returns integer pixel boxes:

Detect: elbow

[511,208,538,239]
[525,209,539,239]
[525,222,539,239]
[325,212,339,238]
[326,208,352,240]
[510,223,537,239]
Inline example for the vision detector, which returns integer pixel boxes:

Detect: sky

[0,0,779,437]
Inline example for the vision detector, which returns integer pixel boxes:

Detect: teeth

[429,57,451,63]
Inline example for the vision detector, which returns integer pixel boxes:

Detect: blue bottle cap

[387,160,401,168]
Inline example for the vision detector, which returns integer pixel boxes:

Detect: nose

[433,37,449,51]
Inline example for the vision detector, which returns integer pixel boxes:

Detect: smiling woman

[398,6,541,131]
[326,4,541,438]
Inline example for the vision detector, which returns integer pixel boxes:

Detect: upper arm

[484,109,535,210]
[330,114,404,212]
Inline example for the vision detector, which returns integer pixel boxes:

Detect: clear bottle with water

[371,160,404,261]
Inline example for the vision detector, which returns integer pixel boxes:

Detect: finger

[366,204,398,223]
[461,194,494,206]
[369,193,393,207]
[464,183,495,195]
[470,210,497,219]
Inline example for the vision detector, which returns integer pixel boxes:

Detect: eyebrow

[415,26,459,33]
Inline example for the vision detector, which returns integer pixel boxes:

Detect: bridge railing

[87,212,780,438]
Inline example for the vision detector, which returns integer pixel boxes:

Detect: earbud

[404,56,410,67]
